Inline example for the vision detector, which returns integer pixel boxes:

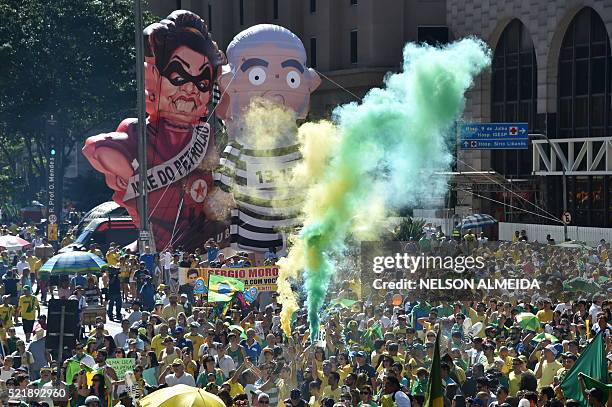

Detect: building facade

[147,0,447,118]
[147,0,612,229]
[448,1,612,228]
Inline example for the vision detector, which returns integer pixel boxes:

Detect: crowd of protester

[0,221,608,407]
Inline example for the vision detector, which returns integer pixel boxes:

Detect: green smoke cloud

[279,38,491,339]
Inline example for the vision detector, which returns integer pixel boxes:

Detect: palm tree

[392,217,426,241]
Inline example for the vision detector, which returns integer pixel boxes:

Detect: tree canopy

[0,0,156,208]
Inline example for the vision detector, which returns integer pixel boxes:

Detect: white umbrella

[0,235,31,251]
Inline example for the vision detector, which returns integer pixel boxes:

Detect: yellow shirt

[537,360,562,389]
[322,385,341,401]
[185,333,206,358]
[185,360,198,377]
[454,364,467,385]
[162,304,185,321]
[406,357,425,379]
[277,378,293,407]
[159,347,181,367]
[536,309,553,324]
[150,334,168,357]
[26,256,41,273]
[315,359,323,379]
[119,264,130,279]
[337,364,352,384]
[500,355,513,375]
[106,252,119,266]
[508,371,521,396]
[0,305,14,328]
[226,381,245,397]
[18,295,38,320]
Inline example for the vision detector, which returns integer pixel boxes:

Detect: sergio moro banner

[179,266,279,292]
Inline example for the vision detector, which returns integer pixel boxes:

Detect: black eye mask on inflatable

[162,61,213,92]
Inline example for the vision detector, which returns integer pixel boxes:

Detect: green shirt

[436,304,454,317]
[411,378,428,395]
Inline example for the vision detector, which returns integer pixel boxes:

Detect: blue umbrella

[460,214,497,230]
[39,251,107,275]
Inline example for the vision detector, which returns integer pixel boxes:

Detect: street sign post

[461,122,528,150]
[47,300,79,387]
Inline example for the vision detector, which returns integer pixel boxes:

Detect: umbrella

[562,277,601,292]
[228,325,247,339]
[460,214,497,230]
[0,235,31,251]
[329,299,358,309]
[139,384,226,407]
[39,251,107,275]
[532,333,559,343]
[555,241,593,250]
[516,312,541,331]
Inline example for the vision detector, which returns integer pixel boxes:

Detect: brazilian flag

[560,332,607,406]
[208,274,245,302]
[581,373,611,404]
[362,323,383,350]
[423,330,444,407]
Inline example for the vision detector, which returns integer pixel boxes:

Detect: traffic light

[47,116,58,160]
[46,116,63,228]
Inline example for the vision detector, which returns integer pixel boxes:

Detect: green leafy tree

[0,0,157,206]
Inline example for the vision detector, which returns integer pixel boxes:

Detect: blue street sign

[461,139,529,150]
[461,122,528,150]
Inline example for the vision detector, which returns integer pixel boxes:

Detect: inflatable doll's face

[218,43,321,120]
[147,45,213,124]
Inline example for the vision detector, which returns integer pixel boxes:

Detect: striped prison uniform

[213,140,303,251]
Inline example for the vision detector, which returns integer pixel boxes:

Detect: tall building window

[310,38,317,68]
[558,7,611,139]
[350,0,358,5]
[273,0,279,19]
[490,19,536,177]
[239,0,244,25]
[310,0,316,13]
[555,7,612,227]
[350,30,358,64]
[208,4,212,31]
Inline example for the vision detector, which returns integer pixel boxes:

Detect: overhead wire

[456,187,564,224]
[455,157,560,222]
[315,69,363,102]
